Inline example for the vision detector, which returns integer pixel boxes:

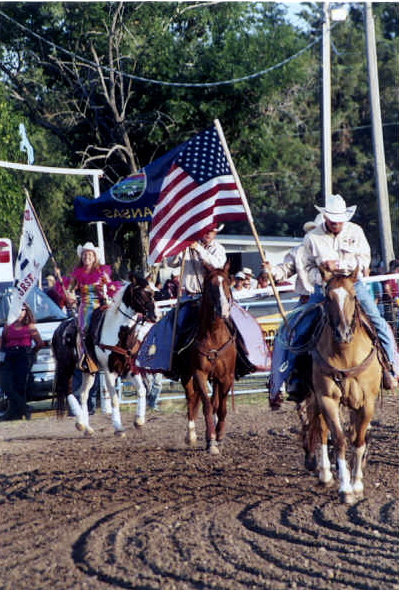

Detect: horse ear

[319,263,333,283]
[223,260,231,275]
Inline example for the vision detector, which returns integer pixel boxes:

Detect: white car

[0,283,67,409]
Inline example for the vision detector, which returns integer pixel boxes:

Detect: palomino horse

[304,267,382,503]
[179,263,237,455]
[52,277,156,437]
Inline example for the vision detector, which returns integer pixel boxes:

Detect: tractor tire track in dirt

[0,396,398,589]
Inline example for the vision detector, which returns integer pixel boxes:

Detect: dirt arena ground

[0,393,398,590]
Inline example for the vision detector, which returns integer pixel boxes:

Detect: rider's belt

[5,346,30,351]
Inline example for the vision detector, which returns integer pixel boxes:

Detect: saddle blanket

[136,301,271,374]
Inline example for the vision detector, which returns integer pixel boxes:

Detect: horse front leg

[69,372,95,437]
[350,402,375,498]
[183,376,200,447]
[320,395,353,503]
[131,374,146,428]
[195,374,218,455]
[102,370,126,437]
[214,380,232,445]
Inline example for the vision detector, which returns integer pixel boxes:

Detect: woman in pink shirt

[0,304,44,420]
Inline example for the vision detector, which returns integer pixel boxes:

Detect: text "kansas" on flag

[148,125,247,265]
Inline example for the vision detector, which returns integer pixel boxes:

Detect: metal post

[364,3,394,268]
[321,2,332,205]
[93,174,106,264]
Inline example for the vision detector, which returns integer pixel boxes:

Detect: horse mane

[109,281,129,315]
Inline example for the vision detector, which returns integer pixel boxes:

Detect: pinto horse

[52,277,156,437]
[178,263,237,455]
[304,267,382,503]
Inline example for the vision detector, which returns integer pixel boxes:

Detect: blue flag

[74,143,183,227]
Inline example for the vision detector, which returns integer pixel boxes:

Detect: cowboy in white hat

[269,195,397,409]
[300,194,397,389]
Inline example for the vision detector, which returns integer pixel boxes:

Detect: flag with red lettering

[8,197,51,323]
[148,125,247,264]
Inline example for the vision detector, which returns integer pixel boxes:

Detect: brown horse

[179,263,237,455]
[304,267,382,503]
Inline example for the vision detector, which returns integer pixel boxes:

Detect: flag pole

[213,119,287,323]
[23,188,67,297]
[168,249,187,372]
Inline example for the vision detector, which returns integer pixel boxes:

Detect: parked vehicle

[0,283,67,414]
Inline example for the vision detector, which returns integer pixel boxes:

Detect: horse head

[202,261,232,320]
[320,265,358,344]
[122,275,157,322]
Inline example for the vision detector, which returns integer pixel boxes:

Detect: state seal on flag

[111,173,147,202]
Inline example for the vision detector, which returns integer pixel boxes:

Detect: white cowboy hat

[77,242,101,260]
[315,194,356,223]
[243,267,253,276]
[302,213,324,233]
[235,271,245,280]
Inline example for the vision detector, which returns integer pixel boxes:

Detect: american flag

[148,125,247,264]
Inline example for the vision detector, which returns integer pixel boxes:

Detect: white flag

[8,197,51,324]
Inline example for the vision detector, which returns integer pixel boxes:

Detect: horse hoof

[207,441,220,455]
[304,453,317,472]
[339,491,356,505]
[84,427,95,437]
[134,417,145,429]
[114,429,126,438]
[75,422,85,432]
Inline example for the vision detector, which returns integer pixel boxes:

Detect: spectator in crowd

[162,272,180,299]
[145,372,163,411]
[256,270,269,289]
[231,271,246,293]
[243,267,257,289]
[383,259,399,337]
[0,304,45,420]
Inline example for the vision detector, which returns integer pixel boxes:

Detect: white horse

[52,277,157,437]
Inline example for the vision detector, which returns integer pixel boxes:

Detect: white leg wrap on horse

[136,388,146,421]
[112,407,123,431]
[352,445,365,494]
[82,404,90,427]
[318,444,333,484]
[337,457,353,493]
[67,394,82,419]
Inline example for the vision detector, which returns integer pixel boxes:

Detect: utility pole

[364,3,394,268]
[321,1,332,205]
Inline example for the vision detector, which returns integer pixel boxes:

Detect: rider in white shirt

[302,195,397,389]
[167,225,226,295]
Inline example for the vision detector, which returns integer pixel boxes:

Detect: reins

[194,333,236,363]
[311,346,377,386]
[311,298,379,391]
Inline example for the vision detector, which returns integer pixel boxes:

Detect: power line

[0,8,324,88]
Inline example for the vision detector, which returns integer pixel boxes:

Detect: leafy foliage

[0,1,396,273]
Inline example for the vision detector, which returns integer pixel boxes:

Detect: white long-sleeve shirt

[302,221,371,286]
[272,244,315,296]
[167,240,227,295]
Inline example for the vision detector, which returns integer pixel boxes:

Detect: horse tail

[52,319,77,417]
[299,391,322,470]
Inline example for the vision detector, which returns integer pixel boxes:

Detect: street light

[321,3,348,206]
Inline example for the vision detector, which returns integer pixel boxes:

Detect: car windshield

[0,283,67,326]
